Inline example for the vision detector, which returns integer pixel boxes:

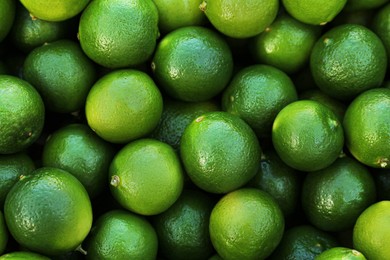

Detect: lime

[272,100,344,172]
[345,0,389,12]
[42,123,116,198]
[221,64,297,137]
[84,210,158,260]
[200,0,279,38]
[0,75,45,154]
[247,149,301,217]
[343,88,390,168]
[4,167,93,256]
[315,247,367,260]
[0,152,35,207]
[151,26,233,102]
[78,0,159,68]
[151,98,219,151]
[310,24,387,100]
[20,0,90,22]
[152,189,215,260]
[22,39,96,113]
[372,3,390,61]
[109,139,184,215]
[0,252,50,260]
[180,111,262,193]
[269,225,339,259]
[210,188,284,259]
[302,156,376,232]
[153,0,207,34]
[85,69,163,144]
[10,4,70,53]
[251,14,322,74]
[282,0,347,25]
[0,0,15,42]
[353,200,390,260]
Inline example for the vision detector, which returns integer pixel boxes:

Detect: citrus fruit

[22,39,96,113]
[10,4,70,53]
[151,26,233,102]
[0,211,7,255]
[0,75,45,154]
[282,0,347,25]
[269,225,339,259]
[247,149,301,217]
[0,0,15,42]
[250,14,322,74]
[85,69,163,144]
[372,3,390,61]
[109,139,184,215]
[78,0,159,68]
[0,251,50,260]
[151,98,219,151]
[84,210,158,260]
[302,156,376,232]
[20,0,90,22]
[310,24,387,100]
[299,89,347,122]
[221,64,297,138]
[152,189,215,260]
[345,0,389,12]
[153,0,207,34]
[180,111,262,193]
[210,188,284,259]
[343,88,390,168]
[272,100,344,172]
[42,123,116,198]
[200,0,279,38]
[0,152,35,207]
[353,200,390,260]
[315,247,367,260]
[4,167,93,256]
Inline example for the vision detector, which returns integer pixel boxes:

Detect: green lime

[151,26,233,102]
[0,75,45,154]
[200,0,279,38]
[210,188,284,259]
[0,251,50,260]
[78,0,158,68]
[0,212,7,255]
[345,0,389,12]
[269,225,339,259]
[85,69,163,144]
[23,39,96,113]
[153,0,207,34]
[310,24,387,100]
[299,89,347,122]
[353,200,390,260]
[84,210,158,260]
[221,64,297,137]
[109,139,184,215]
[343,88,390,168]
[315,247,367,260]
[282,0,347,25]
[372,3,390,61]
[251,14,322,74]
[272,100,344,172]
[0,152,35,207]
[10,4,70,53]
[20,0,90,22]
[302,156,376,232]
[0,0,15,42]
[180,111,262,193]
[152,189,215,260]
[247,149,301,217]
[42,123,116,198]
[151,98,219,151]
[4,167,93,256]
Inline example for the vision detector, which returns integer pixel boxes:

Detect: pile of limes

[0,0,389,259]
